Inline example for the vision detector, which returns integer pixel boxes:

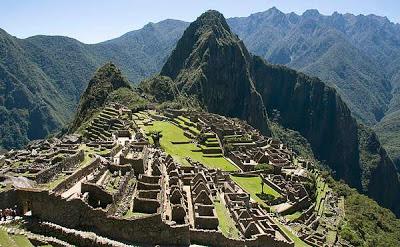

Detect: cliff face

[251,57,362,188]
[161,10,270,135]
[156,10,400,216]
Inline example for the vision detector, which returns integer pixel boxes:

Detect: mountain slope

[0,29,70,148]
[228,8,395,125]
[2,8,400,170]
[0,20,187,149]
[71,63,131,131]
[157,10,400,216]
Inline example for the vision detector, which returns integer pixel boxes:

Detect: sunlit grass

[143,121,237,171]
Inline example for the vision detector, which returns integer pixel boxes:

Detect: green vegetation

[123,210,149,218]
[0,229,34,247]
[230,175,280,206]
[270,123,317,163]
[254,163,274,172]
[139,75,177,102]
[143,121,237,171]
[285,211,302,222]
[0,229,16,247]
[328,178,400,247]
[0,21,188,150]
[214,196,241,239]
[315,177,329,216]
[12,235,34,247]
[107,88,148,111]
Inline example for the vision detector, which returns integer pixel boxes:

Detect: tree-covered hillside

[0,20,187,149]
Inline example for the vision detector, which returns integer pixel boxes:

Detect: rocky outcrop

[156,10,400,216]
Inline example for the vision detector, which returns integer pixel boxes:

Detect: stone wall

[107,163,132,175]
[35,150,85,184]
[0,188,296,246]
[109,145,123,158]
[189,229,294,247]
[52,157,101,194]
[81,182,113,208]
[0,189,17,209]
[16,190,190,246]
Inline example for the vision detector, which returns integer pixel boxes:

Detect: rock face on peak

[158,10,400,216]
[161,10,270,135]
[70,63,131,131]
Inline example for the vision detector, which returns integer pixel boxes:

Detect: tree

[150,130,163,147]
[260,175,265,195]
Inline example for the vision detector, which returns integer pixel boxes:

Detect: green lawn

[12,235,34,247]
[230,175,281,206]
[214,196,241,239]
[123,210,149,218]
[0,229,16,247]
[285,211,303,222]
[315,177,329,216]
[143,121,237,171]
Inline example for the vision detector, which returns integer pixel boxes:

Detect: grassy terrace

[123,210,149,219]
[214,196,241,239]
[315,176,329,216]
[174,117,200,136]
[285,211,303,222]
[230,175,281,207]
[142,121,237,171]
[0,229,34,247]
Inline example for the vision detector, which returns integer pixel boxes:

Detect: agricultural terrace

[142,121,238,171]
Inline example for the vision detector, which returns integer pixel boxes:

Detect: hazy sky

[1,0,398,44]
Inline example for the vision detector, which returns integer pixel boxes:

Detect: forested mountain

[153,10,400,217]
[0,20,187,149]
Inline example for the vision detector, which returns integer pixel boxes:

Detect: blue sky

[0,0,398,44]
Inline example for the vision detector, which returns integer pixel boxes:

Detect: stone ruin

[0,106,347,246]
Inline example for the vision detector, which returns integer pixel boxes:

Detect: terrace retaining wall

[189,229,294,247]
[16,190,190,246]
[52,157,101,194]
[35,150,85,184]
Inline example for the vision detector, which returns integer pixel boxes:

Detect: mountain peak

[266,6,284,15]
[70,62,131,131]
[191,10,232,37]
[303,9,321,18]
[160,10,238,80]
[160,10,270,135]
